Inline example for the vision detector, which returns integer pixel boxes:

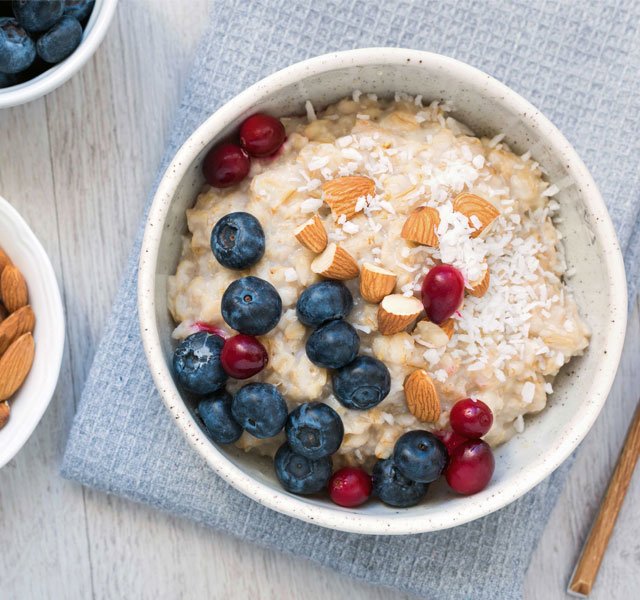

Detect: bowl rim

[0,0,119,109]
[0,195,66,469]
[138,47,627,535]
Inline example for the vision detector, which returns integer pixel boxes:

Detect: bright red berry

[450,398,493,438]
[193,321,230,340]
[202,143,250,188]
[220,334,268,379]
[328,467,372,507]
[239,113,286,157]
[445,439,495,495]
[433,429,468,456]
[420,264,465,324]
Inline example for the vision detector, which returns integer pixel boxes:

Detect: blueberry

[198,389,243,444]
[285,402,344,459]
[372,458,429,508]
[36,16,82,64]
[274,443,332,494]
[0,17,34,73]
[173,332,228,395]
[332,356,391,410]
[0,70,16,87]
[221,276,282,336]
[211,212,265,270]
[393,430,448,483]
[63,0,94,22]
[232,382,287,438]
[12,0,63,32]
[296,281,353,327]
[305,319,359,369]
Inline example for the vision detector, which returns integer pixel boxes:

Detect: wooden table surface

[1,2,639,598]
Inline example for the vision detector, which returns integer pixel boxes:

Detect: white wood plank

[0,100,93,598]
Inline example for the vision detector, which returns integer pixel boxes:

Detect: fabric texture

[62,1,640,598]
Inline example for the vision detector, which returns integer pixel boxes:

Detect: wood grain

[569,401,640,596]
[0,1,638,599]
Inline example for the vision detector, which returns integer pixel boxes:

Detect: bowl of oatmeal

[138,48,626,534]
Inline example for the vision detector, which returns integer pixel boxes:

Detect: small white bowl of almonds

[0,195,64,468]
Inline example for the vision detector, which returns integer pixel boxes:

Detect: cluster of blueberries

[0,1,94,88]
[171,208,456,506]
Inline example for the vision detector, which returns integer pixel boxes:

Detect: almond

[0,247,11,276]
[1,265,28,313]
[360,262,397,303]
[0,305,36,355]
[414,320,450,348]
[321,175,375,220]
[0,333,35,401]
[311,243,359,280]
[453,192,500,238]
[377,294,423,335]
[468,268,490,298]
[404,369,441,423]
[0,303,7,324]
[0,401,9,430]
[294,215,328,253]
[440,318,455,339]
[401,206,440,247]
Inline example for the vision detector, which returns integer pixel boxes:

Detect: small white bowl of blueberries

[0,0,117,108]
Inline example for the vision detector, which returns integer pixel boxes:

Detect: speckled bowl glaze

[138,48,627,535]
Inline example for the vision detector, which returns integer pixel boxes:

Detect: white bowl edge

[0,196,65,468]
[0,0,119,109]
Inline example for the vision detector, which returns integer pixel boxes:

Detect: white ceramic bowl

[138,49,627,535]
[0,0,118,109]
[0,195,65,468]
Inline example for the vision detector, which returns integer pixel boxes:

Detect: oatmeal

[168,94,589,471]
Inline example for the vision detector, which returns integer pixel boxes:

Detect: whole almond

[0,305,36,355]
[401,206,440,247]
[404,369,441,422]
[468,269,490,298]
[294,215,328,253]
[1,265,28,313]
[360,262,397,303]
[453,192,500,238]
[322,176,375,220]
[0,333,35,401]
[311,243,359,280]
[0,401,9,430]
[0,247,11,276]
[377,294,423,335]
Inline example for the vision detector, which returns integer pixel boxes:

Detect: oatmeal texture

[168,94,590,469]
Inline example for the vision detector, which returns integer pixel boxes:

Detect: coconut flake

[305,100,317,121]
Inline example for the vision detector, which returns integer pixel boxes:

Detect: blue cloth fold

[62,1,640,598]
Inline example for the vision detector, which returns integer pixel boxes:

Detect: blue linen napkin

[62,1,640,598]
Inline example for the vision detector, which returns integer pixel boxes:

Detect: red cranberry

[239,113,286,157]
[328,467,372,507]
[433,429,468,456]
[445,439,495,495]
[202,143,250,188]
[450,398,493,438]
[193,321,230,340]
[220,334,268,379]
[420,264,465,324]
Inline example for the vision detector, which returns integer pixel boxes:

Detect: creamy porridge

[168,93,589,473]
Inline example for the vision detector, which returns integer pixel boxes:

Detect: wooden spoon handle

[568,400,640,597]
